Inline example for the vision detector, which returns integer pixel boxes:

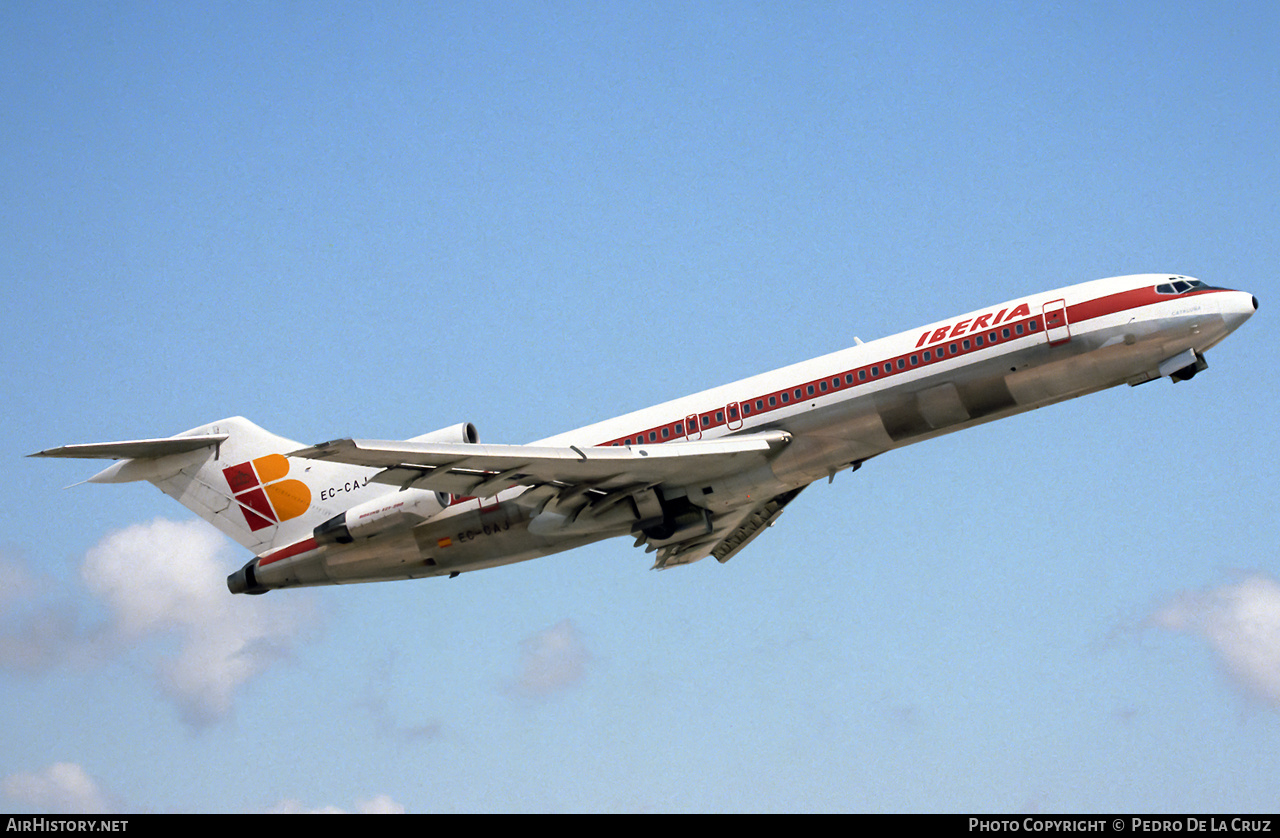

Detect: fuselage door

[685,413,702,440]
[726,402,743,430]
[1043,299,1071,345]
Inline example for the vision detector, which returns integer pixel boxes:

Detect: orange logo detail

[222,454,312,532]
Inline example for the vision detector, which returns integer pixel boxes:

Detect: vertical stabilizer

[37,417,384,554]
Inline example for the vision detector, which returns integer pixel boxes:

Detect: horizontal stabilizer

[28,434,228,460]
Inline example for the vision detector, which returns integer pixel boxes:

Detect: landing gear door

[1043,299,1071,346]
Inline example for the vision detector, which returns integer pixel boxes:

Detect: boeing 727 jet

[31,274,1257,594]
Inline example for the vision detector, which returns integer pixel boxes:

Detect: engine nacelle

[313,423,478,544]
[314,488,450,544]
[227,560,270,595]
[407,422,479,444]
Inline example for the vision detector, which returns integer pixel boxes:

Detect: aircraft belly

[321,531,422,578]
[410,502,604,575]
[766,430,880,485]
[915,382,971,428]
[771,354,1028,468]
[1005,316,1220,404]
[778,324,1184,463]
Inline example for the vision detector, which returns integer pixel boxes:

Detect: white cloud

[0,551,94,671]
[0,599,100,671]
[268,794,405,814]
[79,518,314,726]
[510,619,590,697]
[0,553,40,604]
[1150,573,1280,707]
[2,762,115,814]
[356,794,406,813]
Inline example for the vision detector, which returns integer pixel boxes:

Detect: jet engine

[314,488,450,544]
[408,422,479,444]
[313,421,480,544]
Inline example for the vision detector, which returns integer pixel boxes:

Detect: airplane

[30,274,1257,595]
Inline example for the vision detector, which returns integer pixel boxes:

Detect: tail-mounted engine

[408,422,479,444]
[313,421,480,543]
[314,487,451,544]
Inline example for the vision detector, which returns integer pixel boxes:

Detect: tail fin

[32,417,378,554]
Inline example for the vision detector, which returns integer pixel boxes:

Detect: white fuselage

[250,274,1256,590]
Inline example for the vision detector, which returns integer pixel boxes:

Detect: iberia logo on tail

[222,454,312,532]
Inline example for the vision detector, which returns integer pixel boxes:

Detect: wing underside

[292,431,804,568]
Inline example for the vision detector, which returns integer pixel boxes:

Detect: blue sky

[2,1,1278,813]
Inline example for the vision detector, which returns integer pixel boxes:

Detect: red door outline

[726,402,743,430]
[1043,299,1071,345]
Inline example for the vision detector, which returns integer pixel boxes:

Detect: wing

[291,431,803,568]
[291,431,793,496]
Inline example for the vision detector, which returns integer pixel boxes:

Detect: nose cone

[1222,290,1259,334]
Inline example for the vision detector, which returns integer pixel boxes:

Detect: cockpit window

[1156,278,1208,295]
